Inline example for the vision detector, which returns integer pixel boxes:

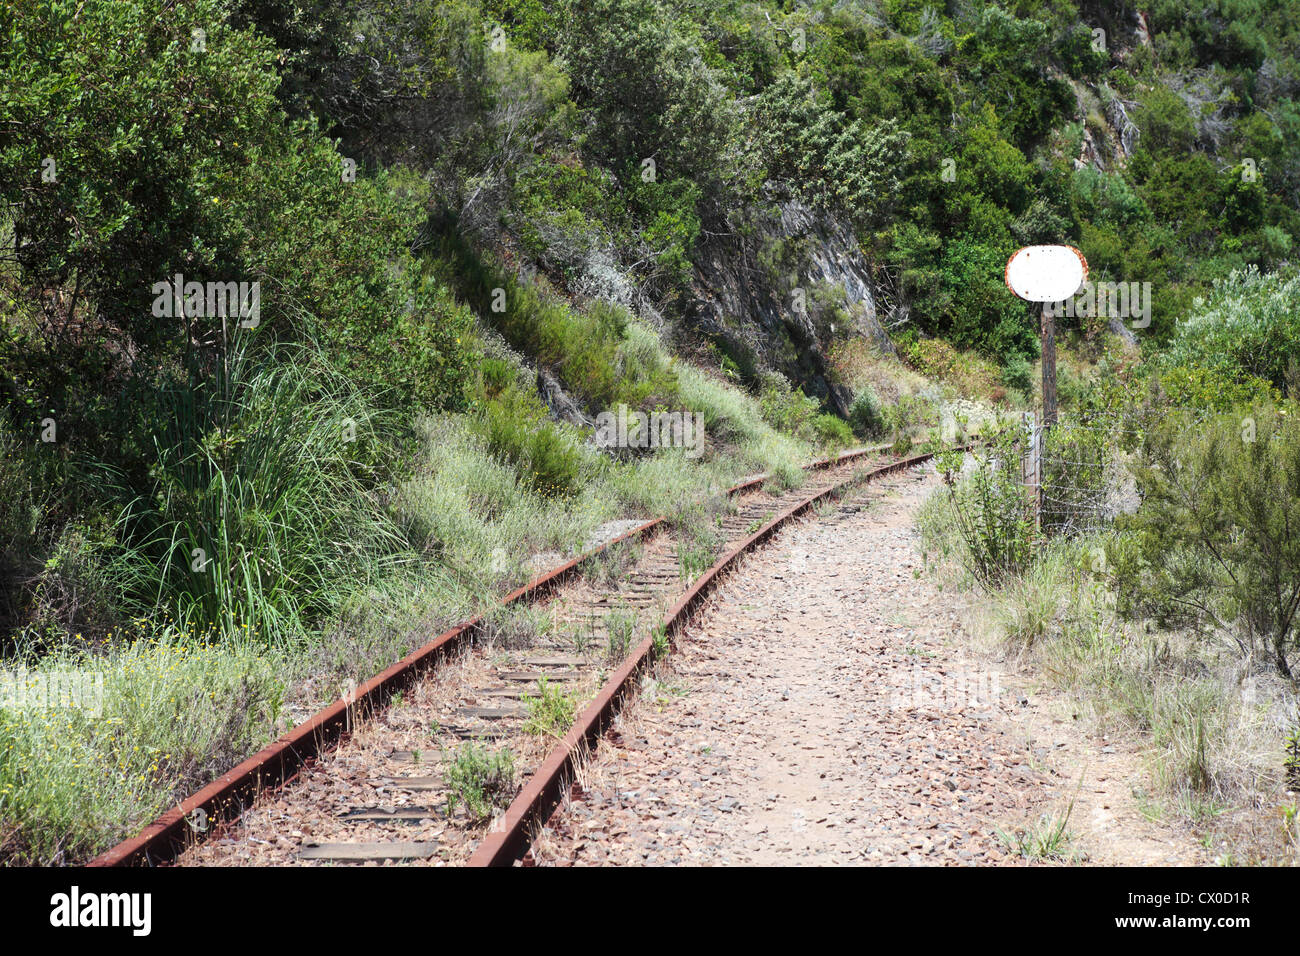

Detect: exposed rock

[1107,316,1139,348]
[688,196,893,417]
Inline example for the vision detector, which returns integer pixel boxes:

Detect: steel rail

[88,444,890,867]
[468,448,942,867]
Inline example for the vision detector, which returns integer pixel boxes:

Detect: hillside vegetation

[2,0,1299,862]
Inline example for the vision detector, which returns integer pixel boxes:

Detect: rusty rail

[468,449,940,866]
[89,444,890,866]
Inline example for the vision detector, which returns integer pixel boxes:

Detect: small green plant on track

[676,539,716,582]
[570,619,597,654]
[522,676,577,738]
[443,743,516,821]
[651,623,670,657]
[605,609,637,661]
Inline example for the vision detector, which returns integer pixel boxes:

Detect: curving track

[91,444,947,867]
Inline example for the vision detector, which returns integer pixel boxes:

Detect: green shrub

[882,393,940,437]
[0,420,51,635]
[757,371,820,436]
[0,630,285,864]
[443,743,516,821]
[522,676,577,738]
[941,426,1035,589]
[478,357,518,399]
[1112,405,1300,677]
[1159,268,1300,399]
[469,383,586,499]
[811,413,852,449]
[848,389,886,440]
[109,337,407,645]
[1002,354,1034,394]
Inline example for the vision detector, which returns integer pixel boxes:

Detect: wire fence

[1015,411,1140,539]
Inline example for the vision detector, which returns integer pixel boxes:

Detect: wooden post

[1040,305,1057,427]
[1022,412,1041,534]
[1033,420,1043,535]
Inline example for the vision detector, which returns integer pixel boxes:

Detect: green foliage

[882,393,939,436]
[1002,354,1034,394]
[1040,421,1109,537]
[522,676,577,738]
[443,743,516,820]
[0,631,285,864]
[811,413,853,449]
[754,72,910,227]
[756,371,819,436]
[955,5,1074,144]
[1112,406,1300,677]
[604,608,637,661]
[942,426,1035,589]
[429,227,680,412]
[1159,268,1300,398]
[469,382,587,499]
[848,388,886,440]
[0,420,46,585]
[109,337,409,645]
[559,0,737,189]
[0,0,471,421]
[997,802,1078,862]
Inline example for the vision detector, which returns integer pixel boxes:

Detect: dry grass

[917,487,1300,865]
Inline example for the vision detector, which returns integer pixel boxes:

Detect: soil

[530,466,1209,866]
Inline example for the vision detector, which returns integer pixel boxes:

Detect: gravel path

[531,466,1207,866]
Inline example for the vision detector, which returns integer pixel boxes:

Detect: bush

[443,743,516,821]
[756,371,819,436]
[469,383,586,499]
[882,393,940,436]
[940,426,1035,589]
[0,630,285,864]
[1112,405,1300,678]
[1002,354,1034,394]
[811,413,853,449]
[1159,267,1300,399]
[109,337,408,645]
[849,388,886,440]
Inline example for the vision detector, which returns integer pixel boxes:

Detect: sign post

[1004,244,1088,427]
[1040,305,1057,426]
[1005,244,1088,529]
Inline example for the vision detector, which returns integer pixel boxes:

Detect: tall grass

[921,481,1299,853]
[109,335,410,645]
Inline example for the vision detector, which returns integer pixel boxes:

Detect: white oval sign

[1004,245,1089,302]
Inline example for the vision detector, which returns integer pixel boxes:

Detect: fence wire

[1013,411,1142,539]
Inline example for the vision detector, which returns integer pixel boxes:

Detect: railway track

[91,443,948,867]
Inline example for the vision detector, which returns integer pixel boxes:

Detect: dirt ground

[531,466,1209,866]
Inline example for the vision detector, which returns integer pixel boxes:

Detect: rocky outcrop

[686,197,893,417]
